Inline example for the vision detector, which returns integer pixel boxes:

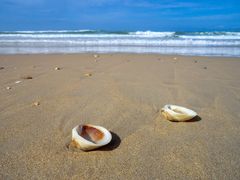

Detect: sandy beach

[0,53,240,179]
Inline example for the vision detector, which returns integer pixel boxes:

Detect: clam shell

[72,124,112,151]
[161,104,197,122]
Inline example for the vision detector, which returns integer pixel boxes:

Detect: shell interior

[168,105,188,114]
[77,125,104,144]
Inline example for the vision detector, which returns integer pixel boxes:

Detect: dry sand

[0,54,240,179]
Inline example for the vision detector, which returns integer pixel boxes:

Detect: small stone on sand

[6,86,11,90]
[204,66,207,69]
[0,67,4,70]
[21,76,33,79]
[93,54,99,58]
[55,67,61,70]
[33,102,40,106]
[84,73,92,77]
[173,57,177,60]
[194,60,198,63]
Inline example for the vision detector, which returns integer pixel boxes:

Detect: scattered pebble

[33,101,40,106]
[93,54,99,58]
[55,67,61,70]
[6,86,11,90]
[203,66,207,69]
[194,60,198,63]
[173,57,177,60]
[21,75,33,79]
[15,80,22,84]
[84,73,92,77]
[0,67,4,70]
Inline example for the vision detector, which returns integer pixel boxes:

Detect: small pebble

[194,60,198,63]
[0,67,4,70]
[6,86,11,90]
[55,67,61,70]
[33,102,40,106]
[21,75,33,79]
[173,57,177,60]
[204,67,207,69]
[93,54,99,58]
[84,73,92,77]
[15,80,22,84]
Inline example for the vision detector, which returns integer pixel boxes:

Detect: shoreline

[1,53,240,179]
[1,52,240,59]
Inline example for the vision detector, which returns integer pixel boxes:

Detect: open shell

[72,124,112,151]
[161,104,197,122]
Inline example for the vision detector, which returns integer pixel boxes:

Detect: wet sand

[0,54,240,179]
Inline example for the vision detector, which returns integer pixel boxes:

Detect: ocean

[0,30,240,57]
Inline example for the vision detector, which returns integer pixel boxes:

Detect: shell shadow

[169,115,202,123]
[97,131,121,151]
[185,115,202,122]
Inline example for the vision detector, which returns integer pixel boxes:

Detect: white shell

[72,124,112,151]
[161,104,197,122]
[15,80,21,84]
[33,101,40,106]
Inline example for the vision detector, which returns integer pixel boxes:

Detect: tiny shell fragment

[33,102,40,106]
[15,80,21,84]
[84,73,92,77]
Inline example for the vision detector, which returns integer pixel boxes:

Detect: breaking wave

[0,30,239,56]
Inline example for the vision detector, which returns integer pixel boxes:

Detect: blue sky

[0,0,239,31]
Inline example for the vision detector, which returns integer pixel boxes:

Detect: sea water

[0,30,239,57]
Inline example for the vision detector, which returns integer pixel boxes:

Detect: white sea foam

[130,31,175,37]
[0,30,240,56]
[1,39,239,47]
[178,35,240,40]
